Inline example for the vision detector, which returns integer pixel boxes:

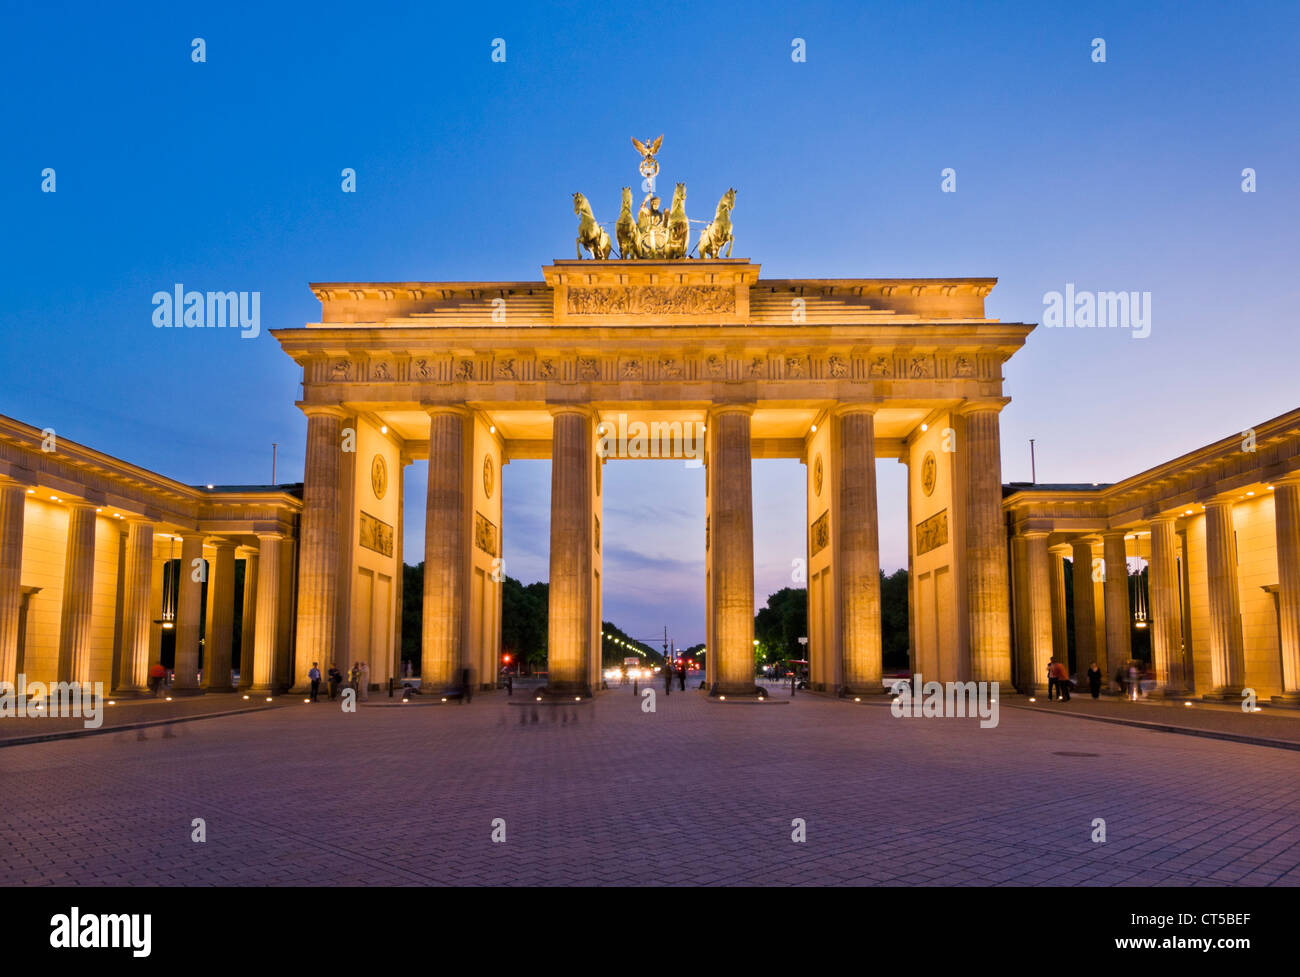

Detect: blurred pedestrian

[328,665,342,700]
[359,661,370,701]
[1087,661,1102,699]
[148,661,167,696]
[1050,660,1071,701]
[677,662,686,691]
[663,663,672,696]
[307,662,321,702]
[1047,659,1058,701]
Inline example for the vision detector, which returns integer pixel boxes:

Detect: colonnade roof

[0,414,302,541]
[1002,406,1300,536]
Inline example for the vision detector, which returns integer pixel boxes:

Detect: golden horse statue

[664,183,689,259]
[616,187,639,259]
[573,192,611,260]
[697,188,736,260]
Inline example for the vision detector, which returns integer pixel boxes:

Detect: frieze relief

[567,285,736,316]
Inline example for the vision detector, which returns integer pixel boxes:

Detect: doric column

[837,406,882,693]
[237,547,258,691]
[422,408,469,692]
[1147,516,1184,693]
[546,407,594,696]
[1101,530,1131,686]
[1273,478,1300,701]
[1204,498,1246,695]
[960,405,1012,684]
[173,532,205,693]
[0,479,26,687]
[250,533,282,692]
[202,539,236,692]
[57,502,98,685]
[709,405,758,696]
[1070,538,1100,681]
[1048,545,1069,666]
[1024,532,1054,695]
[116,520,154,694]
[294,405,347,688]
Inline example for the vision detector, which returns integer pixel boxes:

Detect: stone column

[1204,498,1246,695]
[837,407,883,694]
[961,406,1012,684]
[251,533,282,692]
[1048,546,1069,667]
[295,406,347,689]
[1273,478,1300,702]
[1148,516,1184,694]
[203,539,236,692]
[709,406,758,697]
[546,407,594,697]
[57,503,98,685]
[1101,531,1131,687]
[0,479,26,687]
[422,408,468,692]
[1024,532,1054,695]
[116,520,154,694]
[1070,539,1100,681]
[237,547,258,691]
[173,532,205,694]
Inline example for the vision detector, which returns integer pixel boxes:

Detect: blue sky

[3,0,1297,647]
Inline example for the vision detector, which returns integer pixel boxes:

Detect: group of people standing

[305,661,369,702]
[1046,659,1106,701]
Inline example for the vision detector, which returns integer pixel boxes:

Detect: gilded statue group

[574,135,736,261]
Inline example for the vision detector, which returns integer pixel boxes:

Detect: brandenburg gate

[273,260,1033,698]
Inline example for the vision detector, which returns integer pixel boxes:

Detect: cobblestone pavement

[2,686,1298,886]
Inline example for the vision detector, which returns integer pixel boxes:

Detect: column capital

[830,402,879,418]
[1205,492,1237,509]
[1272,472,1300,489]
[706,403,755,419]
[423,404,472,419]
[1021,529,1051,540]
[954,398,1010,417]
[298,403,350,421]
[547,404,597,420]
[255,530,285,542]
[1100,527,1130,539]
[206,536,238,551]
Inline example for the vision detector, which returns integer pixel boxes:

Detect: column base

[708,683,764,699]
[839,684,888,697]
[1200,687,1246,702]
[202,684,235,695]
[107,687,151,699]
[169,687,205,697]
[1269,694,1300,710]
[540,683,592,700]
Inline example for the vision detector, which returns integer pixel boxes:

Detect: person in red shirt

[148,662,167,696]
[1050,660,1071,701]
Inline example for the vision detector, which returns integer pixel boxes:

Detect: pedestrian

[308,662,321,702]
[328,664,342,700]
[148,661,167,696]
[663,662,672,696]
[1127,662,1139,700]
[1051,660,1071,701]
[1046,659,1058,701]
[349,662,360,693]
[677,662,686,691]
[359,661,370,701]
[462,667,473,704]
[1087,661,1102,699]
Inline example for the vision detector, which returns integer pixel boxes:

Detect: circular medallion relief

[483,455,495,499]
[370,454,388,500]
[813,455,824,497]
[921,451,937,497]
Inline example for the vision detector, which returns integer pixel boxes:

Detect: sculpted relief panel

[566,285,736,316]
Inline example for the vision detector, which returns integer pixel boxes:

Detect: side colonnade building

[1004,409,1300,704]
[0,416,301,696]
